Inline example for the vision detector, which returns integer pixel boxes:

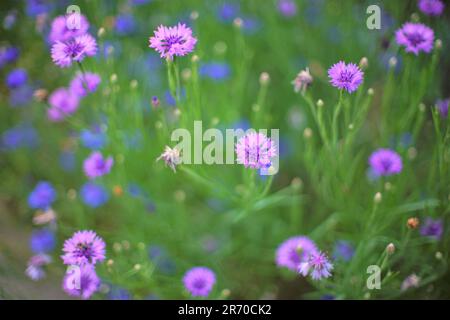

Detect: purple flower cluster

[418,0,445,16]
[235,132,277,169]
[420,217,443,240]
[149,23,197,60]
[328,61,364,93]
[436,99,449,118]
[369,148,403,177]
[70,72,101,97]
[26,254,52,281]
[47,88,80,122]
[183,267,216,297]
[83,151,114,179]
[61,230,106,299]
[395,23,434,55]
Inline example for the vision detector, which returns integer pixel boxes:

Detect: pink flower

[83,151,114,179]
[149,23,197,60]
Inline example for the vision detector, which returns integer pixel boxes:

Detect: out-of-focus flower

[292,68,313,94]
[407,217,420,229]
[236,132,277,169]
[277,0,297,17]
[9,85,34,107]
[51,34,97,68]
[47,87,80,122]
[148,245,176,274]
[33,208,57,225]
[70,72,101,97]
[418,0,444,16]
[420,217,443,240]
[107,286,132,300]
[157,146,181,172]
[6,68,28,89]
[298,251,333,280]
[80,127,107,150]
[333,240,355,262]
[199,62,231,81]
[436,98,449,118]
[149,23,197,60]
[30,228,56,253]
[1,124,38,150]
[217,3,240,23]
[28,181,56,210]
[275,236,318,271]
[395,23,434,55]
[328,61,364,93]
[80,182,109,208]
[61,230,106,265]
[26,0,52,17]
[114,14,136,36]
[25,253,52,281]
[401,273,420,291]
[0,46,19,68]
[369,148,403,177]
[83,151,114,179]
[183,267,216,297]
[63,264,100,299]
[48,14,90,43]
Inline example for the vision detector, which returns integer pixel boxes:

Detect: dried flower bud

[374,192,382,203]
[386,243,395,255]
[407,217,419,229]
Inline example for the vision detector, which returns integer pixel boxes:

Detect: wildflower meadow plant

[1,0,449,301]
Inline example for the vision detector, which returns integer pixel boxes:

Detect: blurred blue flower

[26,0,53,17]
[9,85,34,107]
[115,14,137,36]
[6,68,28,89]
[242,17,261,34]
[28,181,56,210]
[80,127,107,150]
[130,0,153,5]
[127,183,144,198]
[231,118,251,131]
[59,151,76,172]
[30,228,56,253]
[1,124,38,150]
[80,182,109,208]
[200,62,231,81]
[217,2,240,23]
[0,46,19,69]
[107,286,132,300]
[164,88,186,106]
[148,245,176,275]
[333,240,355,262]
[123,131,143,150]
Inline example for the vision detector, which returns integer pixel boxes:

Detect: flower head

[70,72,101,97]
[183,267,216,297]
[369,148,403,177]
[395,23,434,55]
[61,230,106,265]
[80,126,107,150]
[149,23,197,60]
[332,240,355,262]
[28,181,56,210]
[30,228,56,253]
[83,151,114,179]
[298,251,334,280]
[80,182,109,208]
[6,68,28,89]
[436,98,449,118]
[328,61,364,93]
[25,253,52,281]
[51,33,97,68]
[418,0,445,16]
[48,14,90,43]
[292,67,313,94]
[63,264,100,299]
[47,87,80,122]
[420,217,443,240]
[236,132,277,169]
[278,0,297,17]
[157,146,181,172]
[401,273,420,291]
[275,236,318,271]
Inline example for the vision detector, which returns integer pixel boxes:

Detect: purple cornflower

[28,181,56,210]
[298,251,334,280]
[275,236,318,271]
[420,217,443,240]
[83,151,114,179]
[278,0,297,17]
[48,14,90,43]
[80,182,109,208]
[418,0,445,16]
[395,23,434,55]
[333,240,355,262]
[30,228,56,253]
[61,230,106,266]
[149,23,197,60]
[70,72,101,97]
[6,68,28,89]
[328,61,364,93]
[235,132,277,169]
[151,96,160,108]
[157,146,181,172]
[436,98,449,118]
[51,34,97,68]
[401,273,420,291]
[369,148,403,177]
[25,254,52,281]
[183,267,216,297]
[63,264,100,299]
[292,68,313,94]
[47,87,80,122]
